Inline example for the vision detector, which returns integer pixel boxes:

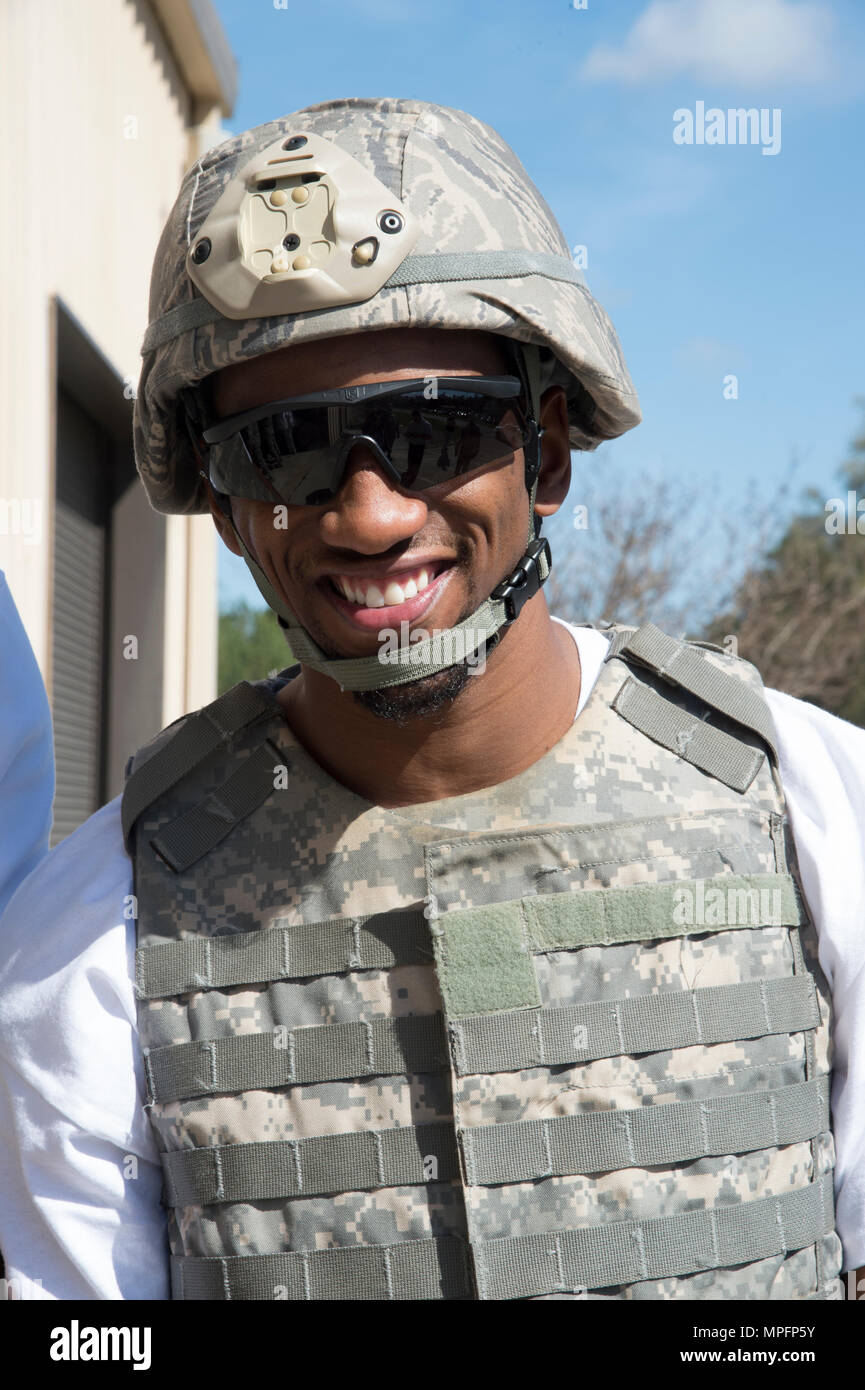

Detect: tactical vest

[122,622,843,1300]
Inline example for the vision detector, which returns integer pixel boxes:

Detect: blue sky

[210,0,865,612]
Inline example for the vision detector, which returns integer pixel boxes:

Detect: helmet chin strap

[220,344,553,693]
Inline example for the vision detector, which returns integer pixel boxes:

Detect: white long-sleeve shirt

[0,620,863,1300]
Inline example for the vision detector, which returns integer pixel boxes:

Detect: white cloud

[580,0,837,86]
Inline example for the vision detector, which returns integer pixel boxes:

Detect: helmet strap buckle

[489,536,552,623]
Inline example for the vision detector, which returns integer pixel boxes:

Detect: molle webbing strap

[471,1170,835,1300]
[121,681,276,851]
[460,1075,831,1186]
[608,622,780,765]
[162,1122,460,1207]
[169,1173,834,1299]
[137,908,431,999]
[162,1075,829,1207]
[144,1013,449,1104]
[431,874,804,1019]
[171,1235,473,1301]
[613,677,765,792]
[149,740,284,873]
[450,973,819,1077]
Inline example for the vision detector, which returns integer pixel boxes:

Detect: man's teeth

[335,568,432,607]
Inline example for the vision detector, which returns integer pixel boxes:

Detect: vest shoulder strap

[121,680,277,853]
[605,621,779,767]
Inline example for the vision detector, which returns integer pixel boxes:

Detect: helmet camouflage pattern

[133,97,641,516]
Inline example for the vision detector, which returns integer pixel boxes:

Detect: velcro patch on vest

[430,873,805,1020]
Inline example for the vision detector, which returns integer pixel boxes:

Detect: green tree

[218,600,294,693]
[703,407,865,727]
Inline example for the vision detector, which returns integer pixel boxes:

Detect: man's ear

[204,484,243,556]
[194,443,243,558]
[533,384,571,518]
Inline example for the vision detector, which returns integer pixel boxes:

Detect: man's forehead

[208,327,513,416]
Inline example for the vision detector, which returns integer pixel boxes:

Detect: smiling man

[0,99,863,1303]
[203,325,580,797]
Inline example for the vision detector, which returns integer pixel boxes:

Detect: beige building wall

[0,0,235,827]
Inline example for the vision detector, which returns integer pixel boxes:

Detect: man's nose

[319,441,428,553]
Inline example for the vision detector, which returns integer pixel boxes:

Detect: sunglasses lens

[370,389,529,489]
[208,433,276,502]
[209,385,530,504]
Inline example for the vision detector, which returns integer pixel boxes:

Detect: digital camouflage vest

[122,623,843,1300]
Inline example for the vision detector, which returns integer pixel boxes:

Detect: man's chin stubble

[279,609,480,724]
[352,622,507,724]
[352,661,475,725]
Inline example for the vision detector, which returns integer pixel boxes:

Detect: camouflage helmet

[134,96,640,516]
[133,98,641,692]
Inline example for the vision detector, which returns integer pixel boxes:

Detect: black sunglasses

[196,375,539,506]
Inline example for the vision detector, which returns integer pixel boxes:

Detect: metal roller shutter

[50,388,111,845]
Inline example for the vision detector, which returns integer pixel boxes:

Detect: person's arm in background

[0,570,55,919]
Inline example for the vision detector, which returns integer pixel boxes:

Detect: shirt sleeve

[0,571,55,920]
[0,795,169,1300]
[765,687,865,1272]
